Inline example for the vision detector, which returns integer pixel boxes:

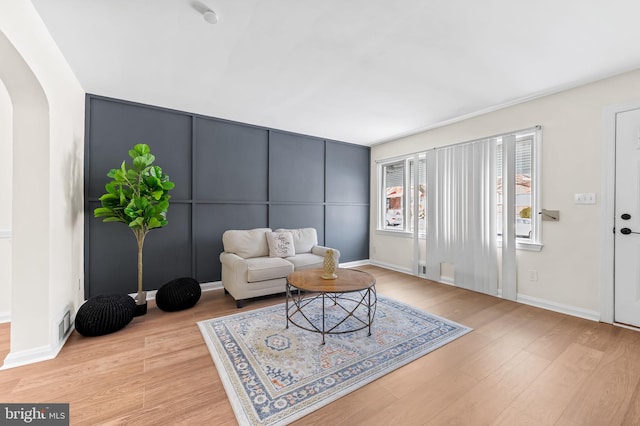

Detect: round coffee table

[285,268,376,344]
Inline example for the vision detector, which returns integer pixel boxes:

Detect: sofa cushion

[246,257,294,283]
[223,228,271,259]
[266,231,295,258]
[285,253,325,270]
[275,228,318,253]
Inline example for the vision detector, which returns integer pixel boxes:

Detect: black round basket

[75,294,136,337]
[156,277,201,312]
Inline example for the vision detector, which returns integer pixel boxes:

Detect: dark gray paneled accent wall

[194,118,269,202]
[87,99,193,199]
[326,141,370,204]
[85,95,370,297]
[269,205,326,243]
[269,131,325,202]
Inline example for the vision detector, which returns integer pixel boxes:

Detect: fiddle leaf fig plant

[94,144,174,304]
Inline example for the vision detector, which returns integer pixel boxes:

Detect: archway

[0,79,11,323]
[0,30,52,363]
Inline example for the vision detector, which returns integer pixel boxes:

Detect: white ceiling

[31,0,640,145]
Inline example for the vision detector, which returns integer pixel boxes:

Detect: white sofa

[220,227,340,307]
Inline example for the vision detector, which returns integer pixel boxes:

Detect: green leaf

[105,182,117,195]
[103,217,125,223]
[138,197,150,209]
[98,193,118,201]
[134,144,151,155]
[124,200,138,217]
[149,165,162,178]
[119,188,127,205]
[99,193,118,202]
[144,175,161,188]
[128,217,145,228]
[113,169,126,182]
[162,181,175,190]
[94,207,114,217]
[133,155,147,170]
[126,169,138,180]
[152,190,163,200]
[100,197,121,209]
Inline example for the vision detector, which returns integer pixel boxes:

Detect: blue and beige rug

[198,295,471,425]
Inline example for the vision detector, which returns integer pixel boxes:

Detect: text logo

[1,404,69,425]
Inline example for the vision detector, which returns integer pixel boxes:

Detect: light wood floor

[2,265,640,425]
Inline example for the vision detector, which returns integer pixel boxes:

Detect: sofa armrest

[220,252,250,292]
[220,251,246,267]
[311,246,340,264]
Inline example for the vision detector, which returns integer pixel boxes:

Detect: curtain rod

[375,125,541,164]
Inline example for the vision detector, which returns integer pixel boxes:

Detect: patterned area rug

[198,295,471,425]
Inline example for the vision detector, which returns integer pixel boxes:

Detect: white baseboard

[0,311,10,324]
[340,259,371,268]
[200,281,222,290]
[1,326,73,370]
[369,260,601,322]
[516,293,600,322]
[368,259,412,275]
[200,281,223,292]
[129,281,224,301]
[4,282,222,370]
[437,276,455,286]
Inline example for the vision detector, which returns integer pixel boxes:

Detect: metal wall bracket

[539,209,559,221]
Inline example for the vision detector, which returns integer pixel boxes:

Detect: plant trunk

[135,229,148,297]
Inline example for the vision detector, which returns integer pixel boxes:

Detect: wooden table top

[286,268,376,293]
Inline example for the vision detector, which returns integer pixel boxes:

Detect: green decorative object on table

[93,143,175,316]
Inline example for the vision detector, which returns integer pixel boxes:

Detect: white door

[614,107,640,327]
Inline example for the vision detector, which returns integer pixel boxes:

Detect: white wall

[0,0,84,368]
[371,69,640,318]
[0,80,11,322]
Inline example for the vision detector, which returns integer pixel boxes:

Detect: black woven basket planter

[75,294,136,337]
[155,277,201,312]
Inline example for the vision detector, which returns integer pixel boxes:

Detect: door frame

[601,100,640,324]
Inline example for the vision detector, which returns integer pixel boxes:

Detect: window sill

[376,230,544,251]
[498,239,544,252]
[375,229,414,238]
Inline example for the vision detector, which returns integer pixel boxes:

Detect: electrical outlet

[528,270,538,281]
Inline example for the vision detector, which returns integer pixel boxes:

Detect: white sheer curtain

[425,138,498,295]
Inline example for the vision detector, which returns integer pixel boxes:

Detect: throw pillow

[266,231,295,258]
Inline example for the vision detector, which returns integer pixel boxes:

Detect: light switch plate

[575,193,596,204]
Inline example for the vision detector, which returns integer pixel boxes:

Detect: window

[496,129,540,246]
[378,127,541,249]
[378,155,426,233]
[381,161,405,230]
[409,156,426,234]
